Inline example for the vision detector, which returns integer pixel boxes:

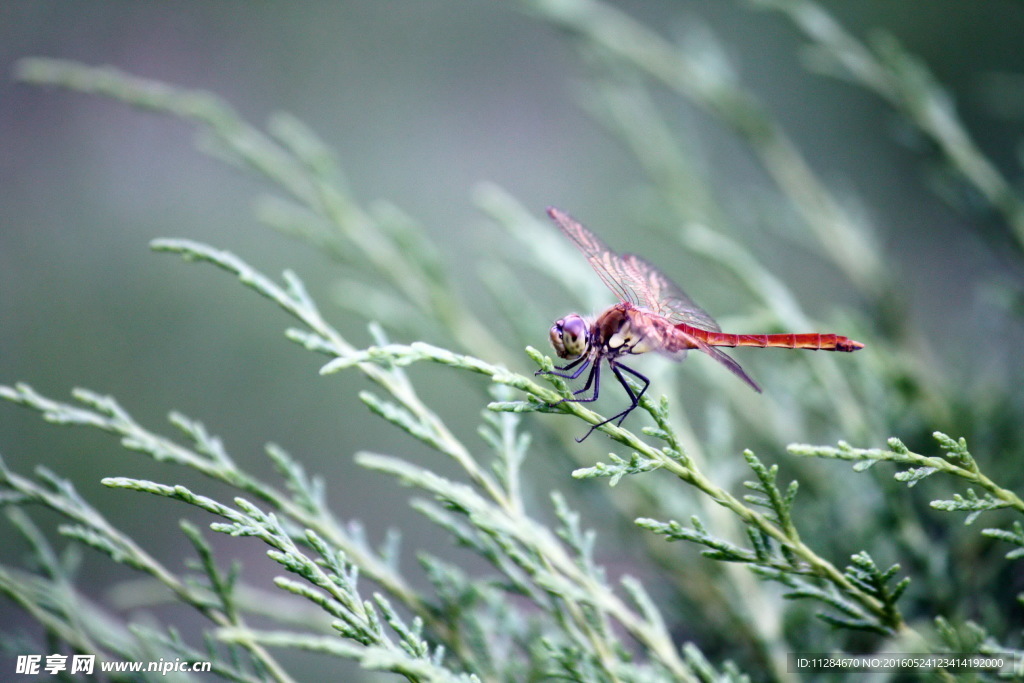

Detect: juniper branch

[0,458,294,682]
[355,452,701,682]
[13,57,508,363]
[0,382,431,635]
[98,477,468,680]
[752,0,1024,250]
[789,433,1024,517]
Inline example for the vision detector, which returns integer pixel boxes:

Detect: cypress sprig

[741,450,799,537]
[931,489,1013,525]
[980,521,1024,561]
[572,452,663,486]
[634,447,912,635]
[791,432,1024,565]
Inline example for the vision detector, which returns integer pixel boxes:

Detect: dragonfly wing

[547,207,642,306]
[620,253,721,332]
[548,207,722,331]
[694,340,762,392]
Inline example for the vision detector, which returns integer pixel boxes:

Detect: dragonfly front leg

[536,351,607,406]
[535,353,590,381]
[538,358,610,443]
[554,360,608,443]
[544,358,602,406]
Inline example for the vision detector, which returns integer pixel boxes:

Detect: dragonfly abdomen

[679,325,864,352]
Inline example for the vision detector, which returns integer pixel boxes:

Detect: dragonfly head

[549,314,590,360]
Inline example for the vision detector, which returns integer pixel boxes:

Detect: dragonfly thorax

[549,314,591,360]
[594,304,655,356]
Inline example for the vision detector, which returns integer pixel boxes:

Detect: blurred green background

[2,1,1023,679]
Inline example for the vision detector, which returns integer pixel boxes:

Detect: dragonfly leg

[575,361,649,442]
[536,352,606,404]
[538,357,649,442]
[540,359,610,442]
[546,359,602,406]
[535,354,590,380]
[609,363,650,425]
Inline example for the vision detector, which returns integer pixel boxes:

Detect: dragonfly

[537,207,865,441]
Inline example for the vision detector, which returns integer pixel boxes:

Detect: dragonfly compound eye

[550,314,589,359]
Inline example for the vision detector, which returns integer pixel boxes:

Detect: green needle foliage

[4,2,1023,682]
[791,434,1024,548]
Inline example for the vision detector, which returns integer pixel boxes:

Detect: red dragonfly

[538,207,864,441]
